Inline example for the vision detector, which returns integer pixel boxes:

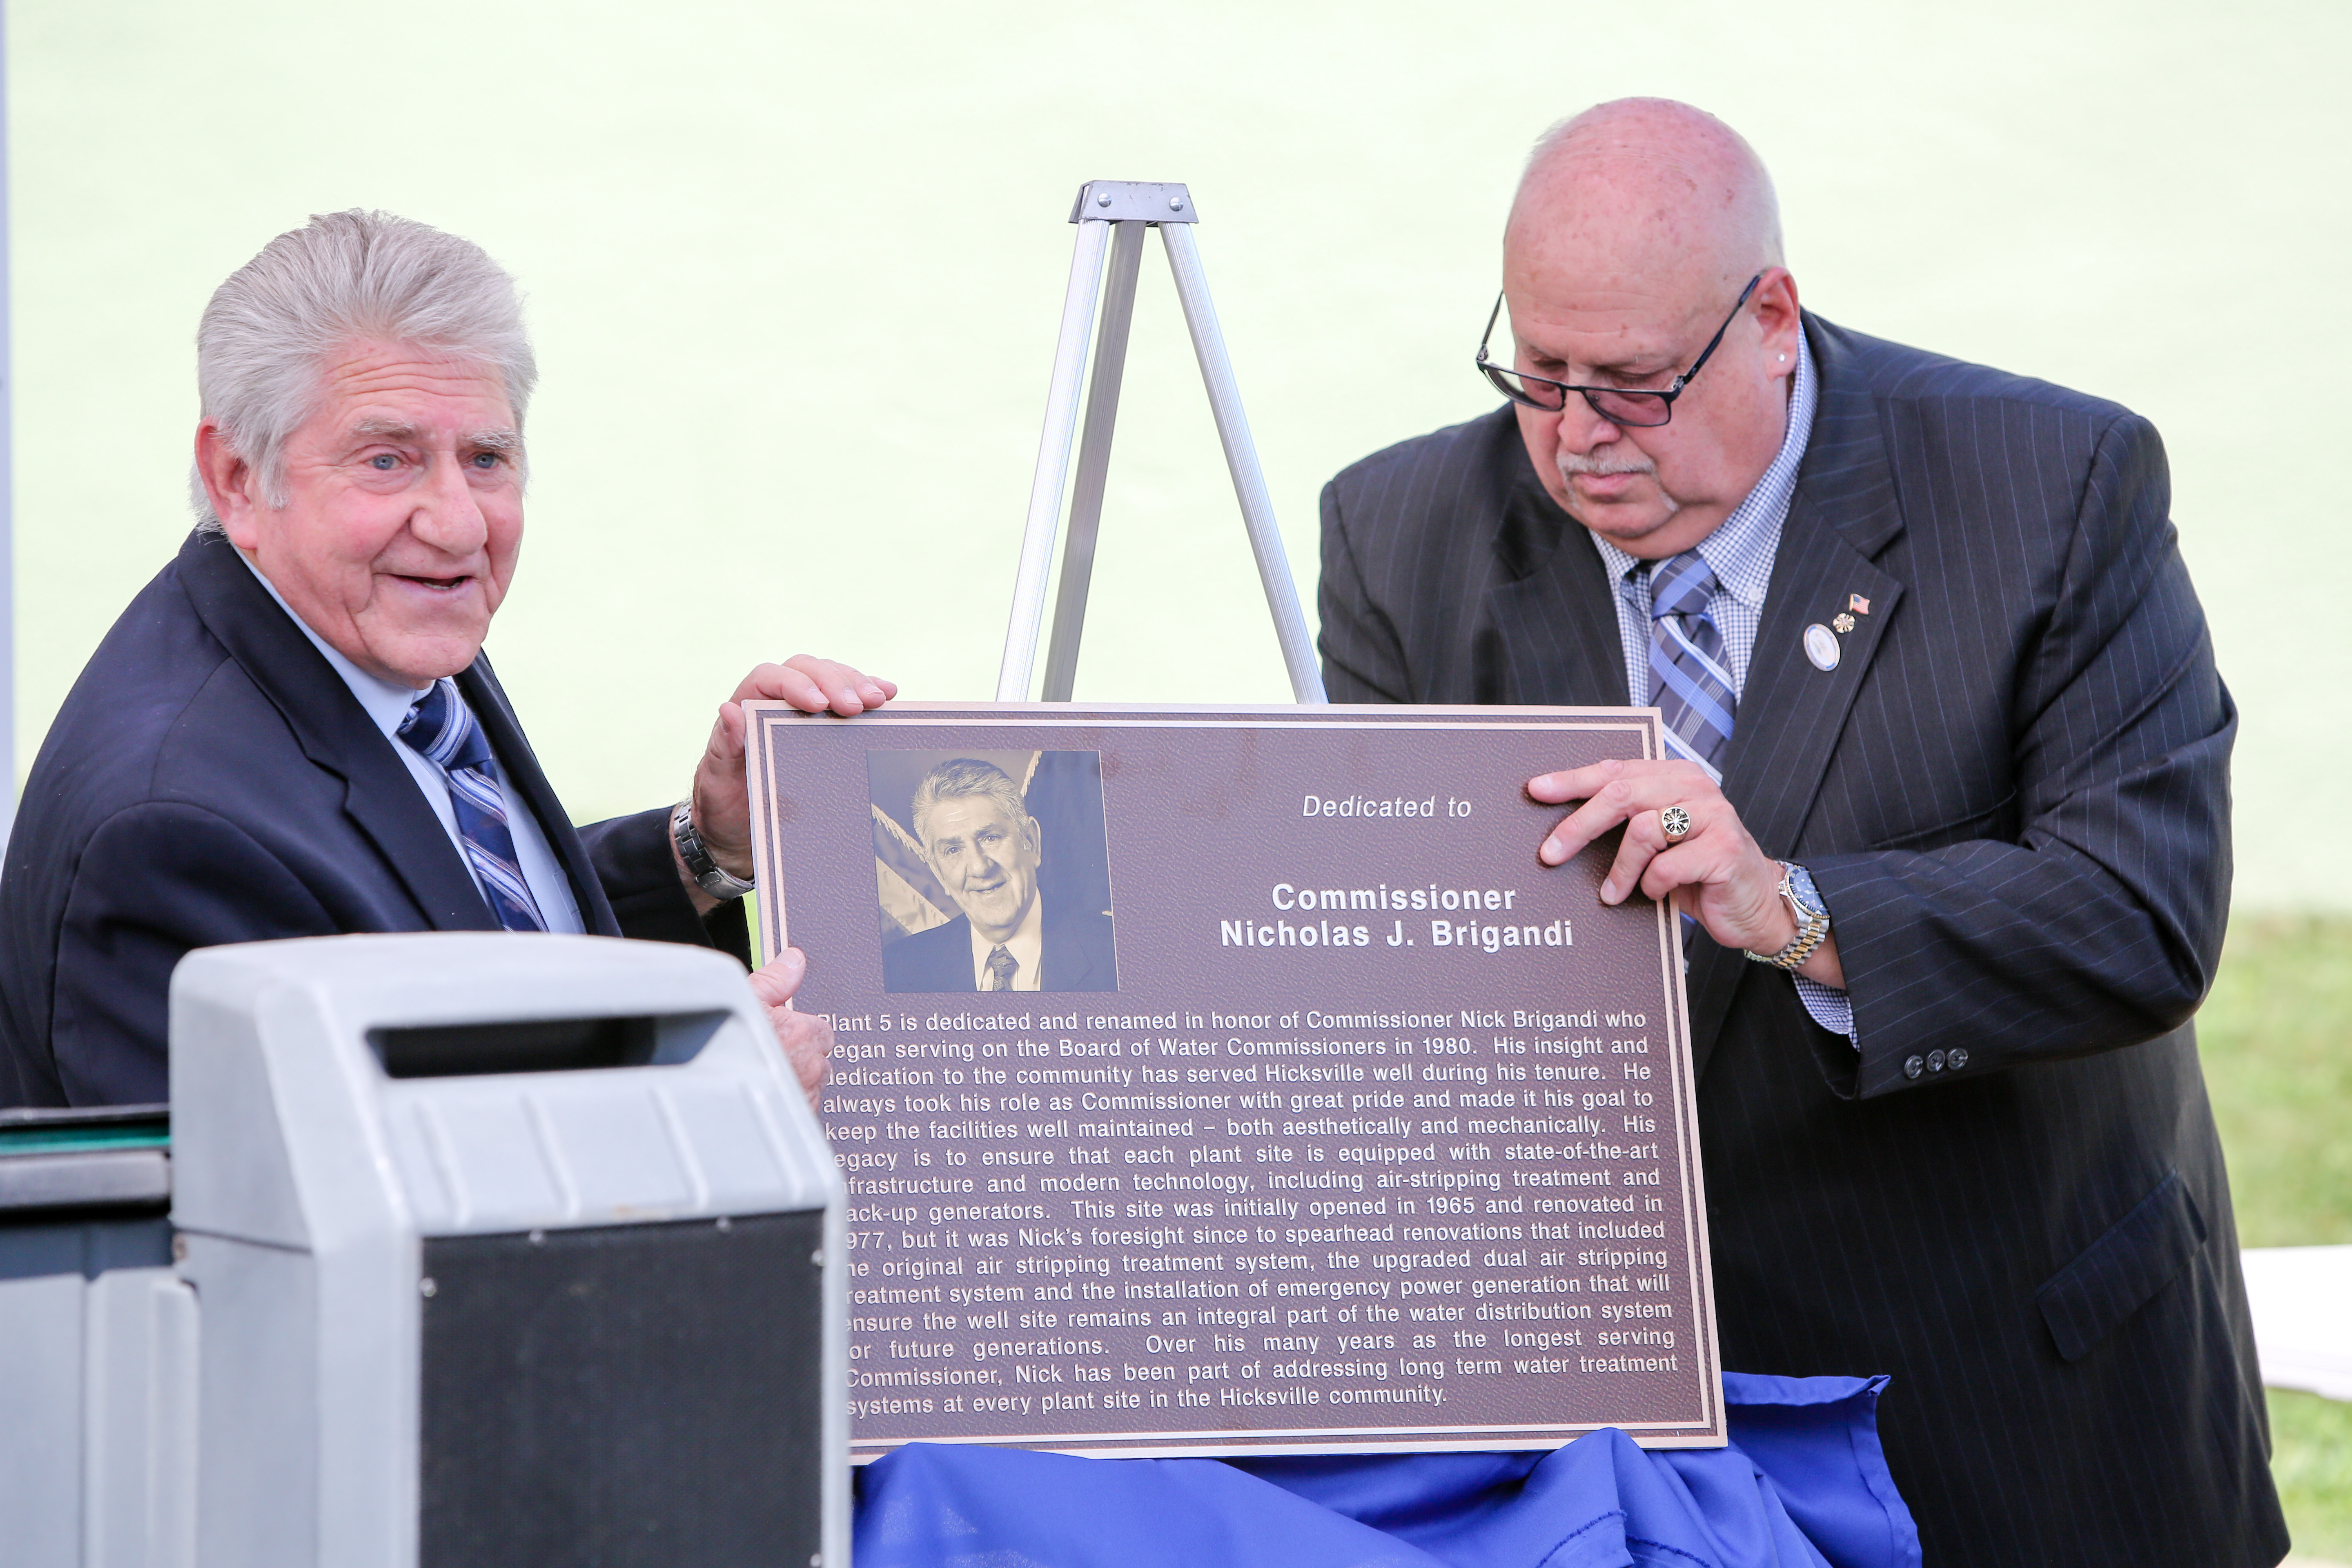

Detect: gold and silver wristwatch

[1745,861,1830,971]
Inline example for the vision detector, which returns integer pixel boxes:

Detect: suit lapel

[1042,909,1115,992]
[1486,460,1632,706]
[458,659,622,938]
[1686,318,1909,1076]
[175,533,496,931]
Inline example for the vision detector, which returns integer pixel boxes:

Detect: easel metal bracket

[1068,180,1200,224]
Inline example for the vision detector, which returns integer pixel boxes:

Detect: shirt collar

[969,891,1047,989]
[238,554,435,739]
[1590,323,1818,610]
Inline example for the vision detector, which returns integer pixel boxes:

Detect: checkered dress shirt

[1585,331,1857,1043]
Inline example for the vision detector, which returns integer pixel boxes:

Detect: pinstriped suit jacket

[1319,315,2286,1566]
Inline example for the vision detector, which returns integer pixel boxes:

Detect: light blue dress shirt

[243,560,586,935]
[1583,331,1856,1044]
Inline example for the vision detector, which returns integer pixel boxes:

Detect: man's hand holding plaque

[1529,759,1842,987]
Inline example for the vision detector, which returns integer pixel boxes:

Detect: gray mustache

[1555,450,1658,479]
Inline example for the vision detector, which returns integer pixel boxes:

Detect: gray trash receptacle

[0,1102,186,1568]
[170,931,846,1568]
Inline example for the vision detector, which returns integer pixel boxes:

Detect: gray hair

[911,759,1030,846]
[190,209,537,531]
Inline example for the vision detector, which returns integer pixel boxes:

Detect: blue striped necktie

[396,679,548,932]
[1647,551,1736,781]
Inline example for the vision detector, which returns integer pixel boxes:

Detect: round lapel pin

[1803,623,1841,671]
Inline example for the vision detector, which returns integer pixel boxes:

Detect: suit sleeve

[578,807,751,966]
[1809,413,2233,1098]
[52,802,344,1105]
[1317,477,1414,703]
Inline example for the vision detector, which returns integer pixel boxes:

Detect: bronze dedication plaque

[743,703,1722,1459]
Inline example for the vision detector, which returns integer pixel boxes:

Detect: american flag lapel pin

[1849,593,1871,616]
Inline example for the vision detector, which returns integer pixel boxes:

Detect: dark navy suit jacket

[1316,316,2283,1566]
[881,904,1118,993]
[0,530,746,1107]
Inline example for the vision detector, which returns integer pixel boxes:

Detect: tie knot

[397,679,496,774]
[1649,552,1718,622]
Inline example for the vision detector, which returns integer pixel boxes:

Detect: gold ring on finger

[1660,805,1693,842]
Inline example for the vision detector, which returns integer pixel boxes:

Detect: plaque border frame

[743,701,1723,1457]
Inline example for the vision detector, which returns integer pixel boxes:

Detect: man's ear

[1024,816,1045,864]
[1753,267,1803,372]
[194,421,262,550]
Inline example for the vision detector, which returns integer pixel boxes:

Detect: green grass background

[9,0,2350,1555]
[2202,918,2352,1561]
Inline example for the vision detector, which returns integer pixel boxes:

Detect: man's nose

[408,454,490,555]
[1553,394,1626,454]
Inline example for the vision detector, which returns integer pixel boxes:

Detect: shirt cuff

[1792,975,1859,1048]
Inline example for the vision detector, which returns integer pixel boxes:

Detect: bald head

[1508,98,1782,308]
[1491,98,1803,560]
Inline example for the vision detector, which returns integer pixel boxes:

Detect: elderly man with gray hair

[882,757,1117,993]
[0,209,890,1109]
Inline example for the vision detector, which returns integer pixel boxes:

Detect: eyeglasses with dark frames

[1474,272,1764,428]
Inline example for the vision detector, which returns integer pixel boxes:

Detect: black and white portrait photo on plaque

[866,749,1118,993]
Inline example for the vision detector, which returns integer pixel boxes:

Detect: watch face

[1786,865,1827,920]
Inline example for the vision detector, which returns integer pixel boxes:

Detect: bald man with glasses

[1318,99,2281,1567]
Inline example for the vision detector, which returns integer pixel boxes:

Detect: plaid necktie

[396,679,548,932]
[1647,551,1736,782]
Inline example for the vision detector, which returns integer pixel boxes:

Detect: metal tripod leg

[1158,223,1325,704]
[1039,219,1145,703]
[998,217,1109,703]
[995,180,1326,706]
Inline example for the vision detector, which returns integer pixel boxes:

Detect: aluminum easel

[996,180,1327,705]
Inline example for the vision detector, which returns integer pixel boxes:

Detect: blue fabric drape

[856,1371,1921,1568]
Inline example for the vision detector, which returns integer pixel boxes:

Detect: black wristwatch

[1745,862,1830,971]
[671,799,756,900]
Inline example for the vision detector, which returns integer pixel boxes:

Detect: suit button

[1903,1055,1925,1080]
[1948,1047,1969,1070]
[1927,1049,1947,1072]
